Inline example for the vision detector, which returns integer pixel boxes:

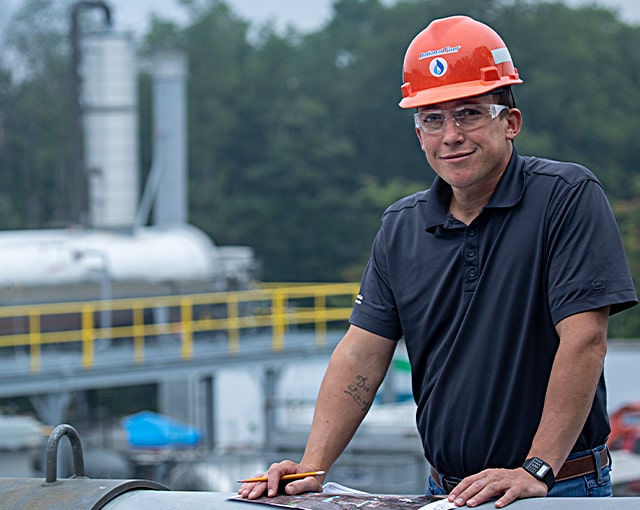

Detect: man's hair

[416,87,517,110]
[495,87,516,109]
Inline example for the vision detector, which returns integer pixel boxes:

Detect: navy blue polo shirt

[350,147,637,478]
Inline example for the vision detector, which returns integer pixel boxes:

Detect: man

[239,15,637,507]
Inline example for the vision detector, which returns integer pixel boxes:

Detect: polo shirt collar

[425,146,525,233]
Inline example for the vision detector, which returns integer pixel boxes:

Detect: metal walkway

[0,283,358,398]
[0,283,357,433]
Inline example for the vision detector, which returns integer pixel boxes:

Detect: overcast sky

[94,0,640,36]
[1,0,638,43]
[2,0,639,35]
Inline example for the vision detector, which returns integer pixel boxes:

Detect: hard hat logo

[429,58,448,78]
[419,45,461,60]
[399,15,523,109]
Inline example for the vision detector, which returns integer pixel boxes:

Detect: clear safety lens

[414,104,509,134]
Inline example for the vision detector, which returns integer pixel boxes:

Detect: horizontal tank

[0,225,255,304]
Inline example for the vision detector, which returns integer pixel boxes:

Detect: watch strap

[522,457,555,490]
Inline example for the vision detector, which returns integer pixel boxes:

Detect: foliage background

[0,0,639,335]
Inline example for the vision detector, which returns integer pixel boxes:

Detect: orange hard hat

[399,15,522,109]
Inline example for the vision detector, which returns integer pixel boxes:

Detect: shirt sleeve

[349,223,403,341]
[546,178,638,324]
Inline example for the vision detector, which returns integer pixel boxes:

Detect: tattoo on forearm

[344,374,371,412]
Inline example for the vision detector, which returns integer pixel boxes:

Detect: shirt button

[467,249,476,257]
[468,229,476,237]
[468,268,477,279]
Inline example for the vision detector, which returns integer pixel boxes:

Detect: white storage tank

[0,225,254,305]
[0,10,256,306]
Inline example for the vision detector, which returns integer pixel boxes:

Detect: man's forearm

[300,326,396,471]
[527,308,609,473]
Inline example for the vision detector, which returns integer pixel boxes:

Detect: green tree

[495,1,640,197]
[0,0,77,228]
[3,0,640,335]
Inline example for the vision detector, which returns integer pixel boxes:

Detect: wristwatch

[522,457,555,490]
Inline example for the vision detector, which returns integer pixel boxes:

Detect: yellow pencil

[237,470,325,483]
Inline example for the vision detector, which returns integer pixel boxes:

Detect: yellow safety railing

[0,283,360,372]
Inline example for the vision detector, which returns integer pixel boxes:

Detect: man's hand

[237,460,324,500]
[448,467,548,508]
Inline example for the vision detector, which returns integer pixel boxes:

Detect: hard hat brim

[399,77,523,109]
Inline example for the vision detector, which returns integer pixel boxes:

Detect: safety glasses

[414,103,509,135]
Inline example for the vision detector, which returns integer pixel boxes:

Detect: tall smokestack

[70,1,112,225]
[151,50,188,226]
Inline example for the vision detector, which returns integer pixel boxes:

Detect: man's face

[414,95,522,195]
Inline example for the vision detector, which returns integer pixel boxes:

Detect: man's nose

[441,115,463,139]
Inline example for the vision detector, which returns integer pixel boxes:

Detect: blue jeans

[426,445,612,498]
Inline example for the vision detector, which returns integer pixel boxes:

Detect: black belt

[430,447,610,494]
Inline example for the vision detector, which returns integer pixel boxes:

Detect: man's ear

[505,108,523,140]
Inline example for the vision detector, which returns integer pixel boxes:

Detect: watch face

[535,464,551,478]
[524,457,554,489]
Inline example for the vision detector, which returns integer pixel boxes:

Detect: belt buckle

[442,476,459,494]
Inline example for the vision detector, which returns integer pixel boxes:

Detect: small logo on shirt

[355,294,364,305]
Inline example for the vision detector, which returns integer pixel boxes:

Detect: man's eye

[457,106,484,118]
[423,113,444,123]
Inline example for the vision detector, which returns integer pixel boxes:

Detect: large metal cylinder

[81,30,139,229]
[0,424,168,510]
[1,484,639,510]
[98,490,640,510]
[151,50,188,226]
[1,421,639,510]
[0,478,169,510]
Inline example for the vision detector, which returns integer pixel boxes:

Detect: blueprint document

[230,482,456,510]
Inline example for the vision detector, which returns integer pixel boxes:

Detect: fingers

[448,473,493,508]
[237,461,323,499]
[238,480,267,500]
[237,460,294,499]
[447,468,547,508]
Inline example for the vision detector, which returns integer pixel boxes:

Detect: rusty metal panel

[0,478,167,510]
